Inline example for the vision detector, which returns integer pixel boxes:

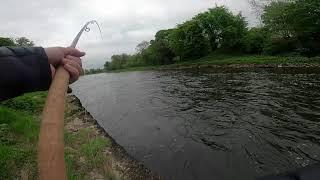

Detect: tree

[242,27,269,54]
[109,54,131,70]
[15,37,34,46]
[220,14,247,50]
[169,19,210,60]
[104,61,111,70]
[262,1,293,38]
[135,41,150,54]
[194,6,247,51]
[0,37,15,46]
[262,0,320,56]
[287,0,320,56]
[145,29,175,65]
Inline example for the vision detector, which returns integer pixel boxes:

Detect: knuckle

[68,55,76,60]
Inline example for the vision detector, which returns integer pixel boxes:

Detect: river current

[72,68,320,180]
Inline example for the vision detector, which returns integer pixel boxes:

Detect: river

[72,68,320,180]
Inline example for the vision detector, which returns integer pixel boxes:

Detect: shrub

[263,37,297,55]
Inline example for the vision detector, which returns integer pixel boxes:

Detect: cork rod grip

[38,67,70,180]
[37,20,100,180]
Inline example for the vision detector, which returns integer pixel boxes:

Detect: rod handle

[38,67,69,180]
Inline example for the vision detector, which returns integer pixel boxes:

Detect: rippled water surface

[72,68,320,180]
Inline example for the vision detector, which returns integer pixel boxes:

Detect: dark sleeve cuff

[13,46,53,91]
[36,47,52,91]
[0,47,52,101]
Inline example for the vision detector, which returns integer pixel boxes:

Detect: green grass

[108,65,159,73]
[64,101,115,179]
[64,128,114,179]
[0,92,44,179]
[105,54,320,73]
[0,92,116,179]
[1,91,47,113]
[187,54,320,65]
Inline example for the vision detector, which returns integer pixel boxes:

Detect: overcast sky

[0,0,258,69]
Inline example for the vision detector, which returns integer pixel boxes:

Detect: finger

[62,58,84,75]
[64,64,80,83]
[66,55,82,67]
[63,47,86,57]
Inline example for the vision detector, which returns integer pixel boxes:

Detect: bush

[263,37,298,55]
[0,92,47,113]
[242,27,269,54]
[0,37,15,46]
[0,107,38,179]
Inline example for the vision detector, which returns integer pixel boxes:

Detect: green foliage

[165,53,320,68]
[0,89,122,180]
[262,1,293,38]
[195,7,247,51]
[243,27,270,54]
[104,61,111,70]
[0,106,39,179]
[0,92,46,179]
[0,37,15,46]
[289,0,320,57]
[64,128,113,179]
[110,53,131,69]
[106,2,319,71]
[263,37,298,55]
[0,92,116,179]
[0,91,47,114]
[84,68,105,74]
[80,137,110,165]
[15,37,35,47]
[170,20,210,59]
[0,109,38,145]
[136,41,150,54]
[108,6,249,70]
[0,145,37,179]
[147,29,175,65]
[262,0,320,56]
[0,36,35,47]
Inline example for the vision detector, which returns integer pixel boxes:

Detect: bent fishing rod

[38,20,101,180]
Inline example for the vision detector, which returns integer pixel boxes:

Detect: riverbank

[105,54,320,73]
[0,92,159,179]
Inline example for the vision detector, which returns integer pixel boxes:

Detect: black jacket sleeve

[0,47,52,101]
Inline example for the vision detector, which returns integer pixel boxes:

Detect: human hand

[44,47,86,84]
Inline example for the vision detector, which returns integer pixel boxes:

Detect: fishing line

[71,20,103,48]
[70,20,103,122]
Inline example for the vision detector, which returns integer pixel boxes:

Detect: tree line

[105,0,319,71]
[0,37,35,47]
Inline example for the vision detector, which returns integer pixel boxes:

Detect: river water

[72,68,320,180]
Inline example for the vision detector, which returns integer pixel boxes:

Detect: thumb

[63,47,86,57]
[50,64,56,78]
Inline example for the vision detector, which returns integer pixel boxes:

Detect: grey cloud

[0,0,258,69]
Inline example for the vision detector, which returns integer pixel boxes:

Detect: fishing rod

[38,20,102,180]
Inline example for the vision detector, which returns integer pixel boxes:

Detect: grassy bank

[105,54,320,73]
[0,92,113,179]
[174,54,320,65]
[0,92,46,179]
[0,92,157,180]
